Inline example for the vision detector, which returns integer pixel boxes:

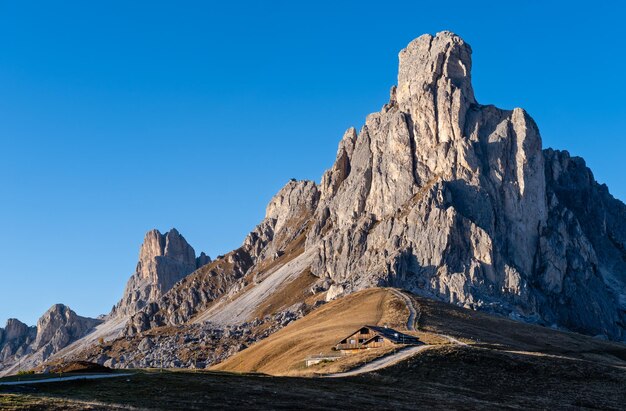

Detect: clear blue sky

[1,1,624,326]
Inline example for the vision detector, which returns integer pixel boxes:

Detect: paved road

[0,373,132,386]
[327,345,430,377]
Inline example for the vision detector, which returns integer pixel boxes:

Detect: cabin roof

[363,325,421,344]
[336,325,421,346]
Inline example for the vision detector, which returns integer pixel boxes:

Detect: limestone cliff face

[304,31,625,340]
[124,182,319,334]
[0,306,100,374]
[0,319,35,363]
[112,228,210,318]
[31,304,101,361]
[308,32,546,300]
[118,31,626,341]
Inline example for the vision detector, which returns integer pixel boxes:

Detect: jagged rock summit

[0,228,209,375]
[306,31,625,339]
[3,32,624,377]
[0,305,100,375]
[113,228,211,317]
[32,304,102,360]
[127,31,625,342]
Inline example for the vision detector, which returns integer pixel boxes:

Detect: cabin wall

[335,328,379,350]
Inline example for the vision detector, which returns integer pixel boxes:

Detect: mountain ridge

[123,31,626,341]
[1,30,625,376]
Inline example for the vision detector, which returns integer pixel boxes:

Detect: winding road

[327,289,468,377]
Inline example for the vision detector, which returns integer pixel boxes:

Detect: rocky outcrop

[303,31,626,340]
[124,181,319,334]
[116,31,626,341]
[112,228,210,318]
[0,305,100,374]
[0,319,36,363]
[32,304,102,360]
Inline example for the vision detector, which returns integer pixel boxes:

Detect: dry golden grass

[410,293,626,366]
[296,346,397,376]
[212,288,409,375]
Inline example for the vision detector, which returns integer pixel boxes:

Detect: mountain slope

[124,31,626,342]
[214,287,626,376]
[212,288,410,375]
[0,305,100,376]
[5,292,626,410]
[113,228,210,318]
[0,228,208,376]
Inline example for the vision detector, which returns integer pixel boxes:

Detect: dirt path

[0,373,132,386]
[439,334,468,346]
[391,289,417,330]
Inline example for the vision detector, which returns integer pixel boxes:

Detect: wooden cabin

[334,325,421,353]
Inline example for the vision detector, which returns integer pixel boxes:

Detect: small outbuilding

[334,325,421,353]
[304,353,342,367]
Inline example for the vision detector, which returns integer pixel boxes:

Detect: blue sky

[1,1,624,326]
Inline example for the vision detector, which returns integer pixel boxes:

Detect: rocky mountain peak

[32,304,101,359]
[113,228,210,318]
[396,31,475,144]
[304,32,625,340]
[0,319,33,347]
[40,32,625,352]
[137,229,196,278]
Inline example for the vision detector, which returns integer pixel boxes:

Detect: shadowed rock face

[0,305,100,374]
[112,228,211,318]
[32,304,102,360]
[0,319,35,362]
[303,31,625,340]
[98,31,626,342]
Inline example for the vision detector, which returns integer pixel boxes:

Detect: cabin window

[360,328,369,334]
[349,339,356,344]
[376,337,384,342]
[358,338,366,343]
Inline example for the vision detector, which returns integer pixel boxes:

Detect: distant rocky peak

[33,304,101,355]
[138,228,196,270]
[196,251,212,268]
[0,318,33,345]
[113,228,210,318]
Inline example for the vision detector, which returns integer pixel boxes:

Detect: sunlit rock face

[0,305,101,375]
[121,31,626,342]
[303,31,625,340]
[112,228,210,318]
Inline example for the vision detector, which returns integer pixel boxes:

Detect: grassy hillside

[212,288,415,375]
[3,288,626,409]
[411,294,626,366]
[2,349,626,410]
[215,287,626,376]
